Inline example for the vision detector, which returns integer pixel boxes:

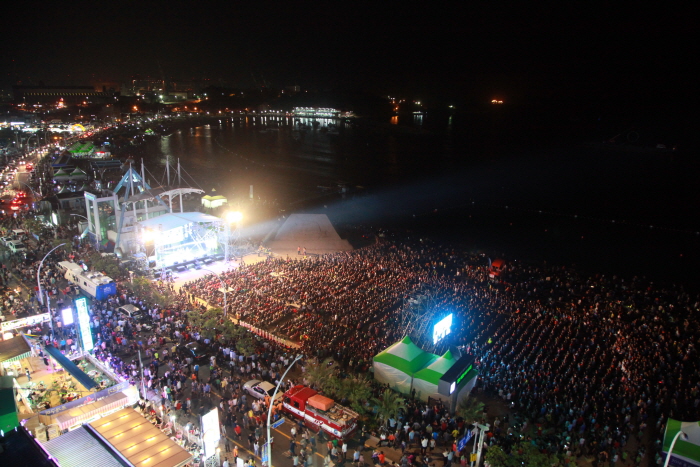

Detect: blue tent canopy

[44,345,98,390]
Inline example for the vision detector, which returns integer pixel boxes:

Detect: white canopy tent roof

[139,212,222,231]
[372,336,437,395]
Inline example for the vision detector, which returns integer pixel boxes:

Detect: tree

[484,445,512,467]
[87,251,121,278]
[483,442,554,467]
[188,308,223,340]
[336,376,373,415]
[127,276,155,302]
[231,326,255,356]
[303,358,338,393]
[372,389,406,427]
[511,441,554,467]
[456,396,485,425]
[152,287,177,309]
[52,238,73,254]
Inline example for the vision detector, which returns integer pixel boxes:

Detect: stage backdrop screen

[433,314,453,345]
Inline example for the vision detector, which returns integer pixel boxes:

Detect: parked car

[176,342,209,362]
[243,379,283,403]
[7,240,27,253]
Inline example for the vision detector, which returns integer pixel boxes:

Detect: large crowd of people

[178,232,700,465]
[5,196,700,466]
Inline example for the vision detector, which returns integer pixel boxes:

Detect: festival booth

[0,332,35,377]
[663,418,700,466]
[43,408,193,467]
[412,350,479,413]
[1,313,50,343]
[201,188,228,209]
[412,350,457,401]
[373,336,436,395]
[373,338,479,413]
[31,349,139,431]
[8,344,137,432]
[52,168,72,182]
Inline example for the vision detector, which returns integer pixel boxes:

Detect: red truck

[281,385,359,440]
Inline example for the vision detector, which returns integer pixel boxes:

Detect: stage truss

[398,285,455,354]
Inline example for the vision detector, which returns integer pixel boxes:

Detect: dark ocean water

[137,113,700,287]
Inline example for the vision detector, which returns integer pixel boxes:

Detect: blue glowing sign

[75,297,93,352]
[433,314,453,345]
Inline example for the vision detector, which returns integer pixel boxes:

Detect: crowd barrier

[186,296,301,349]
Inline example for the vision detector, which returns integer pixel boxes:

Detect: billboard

[433,314,453,345]
[61,307,74,325]
[201,407,220,458]
[75,296,93,352]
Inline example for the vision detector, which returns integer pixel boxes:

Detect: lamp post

[267,354,302,467]
[37,243,66,338]
[224,211,242,262]
[16,180,40,199]
[201,268,227,317]
[664,430,689,467]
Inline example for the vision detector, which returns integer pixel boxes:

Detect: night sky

[3,3,695,109]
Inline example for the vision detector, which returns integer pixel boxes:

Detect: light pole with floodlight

[267,354,302,467]
[37,243,66,338]
[224,211,242,262]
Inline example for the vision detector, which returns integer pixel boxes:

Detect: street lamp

[16,180,40,199]
[267,354,302,467]
[37,243,66,338]
[664,430,689,467]
[201,268,228,317]
[223,211,242,262]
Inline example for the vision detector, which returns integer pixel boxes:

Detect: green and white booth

[663,418,700,467]
[373,338,479,413]
[413,350,479,413]
[373,336,435,395]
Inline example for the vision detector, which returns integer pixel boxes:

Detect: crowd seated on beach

[180,232,700,465]
[5,197,700,465]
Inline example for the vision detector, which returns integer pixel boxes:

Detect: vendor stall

[0,333,33,377]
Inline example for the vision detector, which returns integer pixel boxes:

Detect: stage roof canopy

[44,345,98,390]
[90,408,192,467]
[414,350,457,385]
[0,334,32,364]
[121,185,204,204]
[139,212,221,231]
[43,425,124,467]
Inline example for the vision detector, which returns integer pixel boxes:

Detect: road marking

[226,426,326,460]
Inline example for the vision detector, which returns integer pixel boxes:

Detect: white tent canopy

[372,336,436,395]
[139,212,222,231]
[412,350,457,403]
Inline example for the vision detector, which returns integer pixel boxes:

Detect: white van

[7,240,27,253]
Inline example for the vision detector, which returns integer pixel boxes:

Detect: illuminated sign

[0,313,50,332]
[438,354,477,397]
[456,365,473,386]
[61,307,74,325]
[433,314,452,345]
[201,408,220,457]
[75,297,93,352]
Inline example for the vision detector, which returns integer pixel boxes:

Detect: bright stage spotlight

[226,211,243,223]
